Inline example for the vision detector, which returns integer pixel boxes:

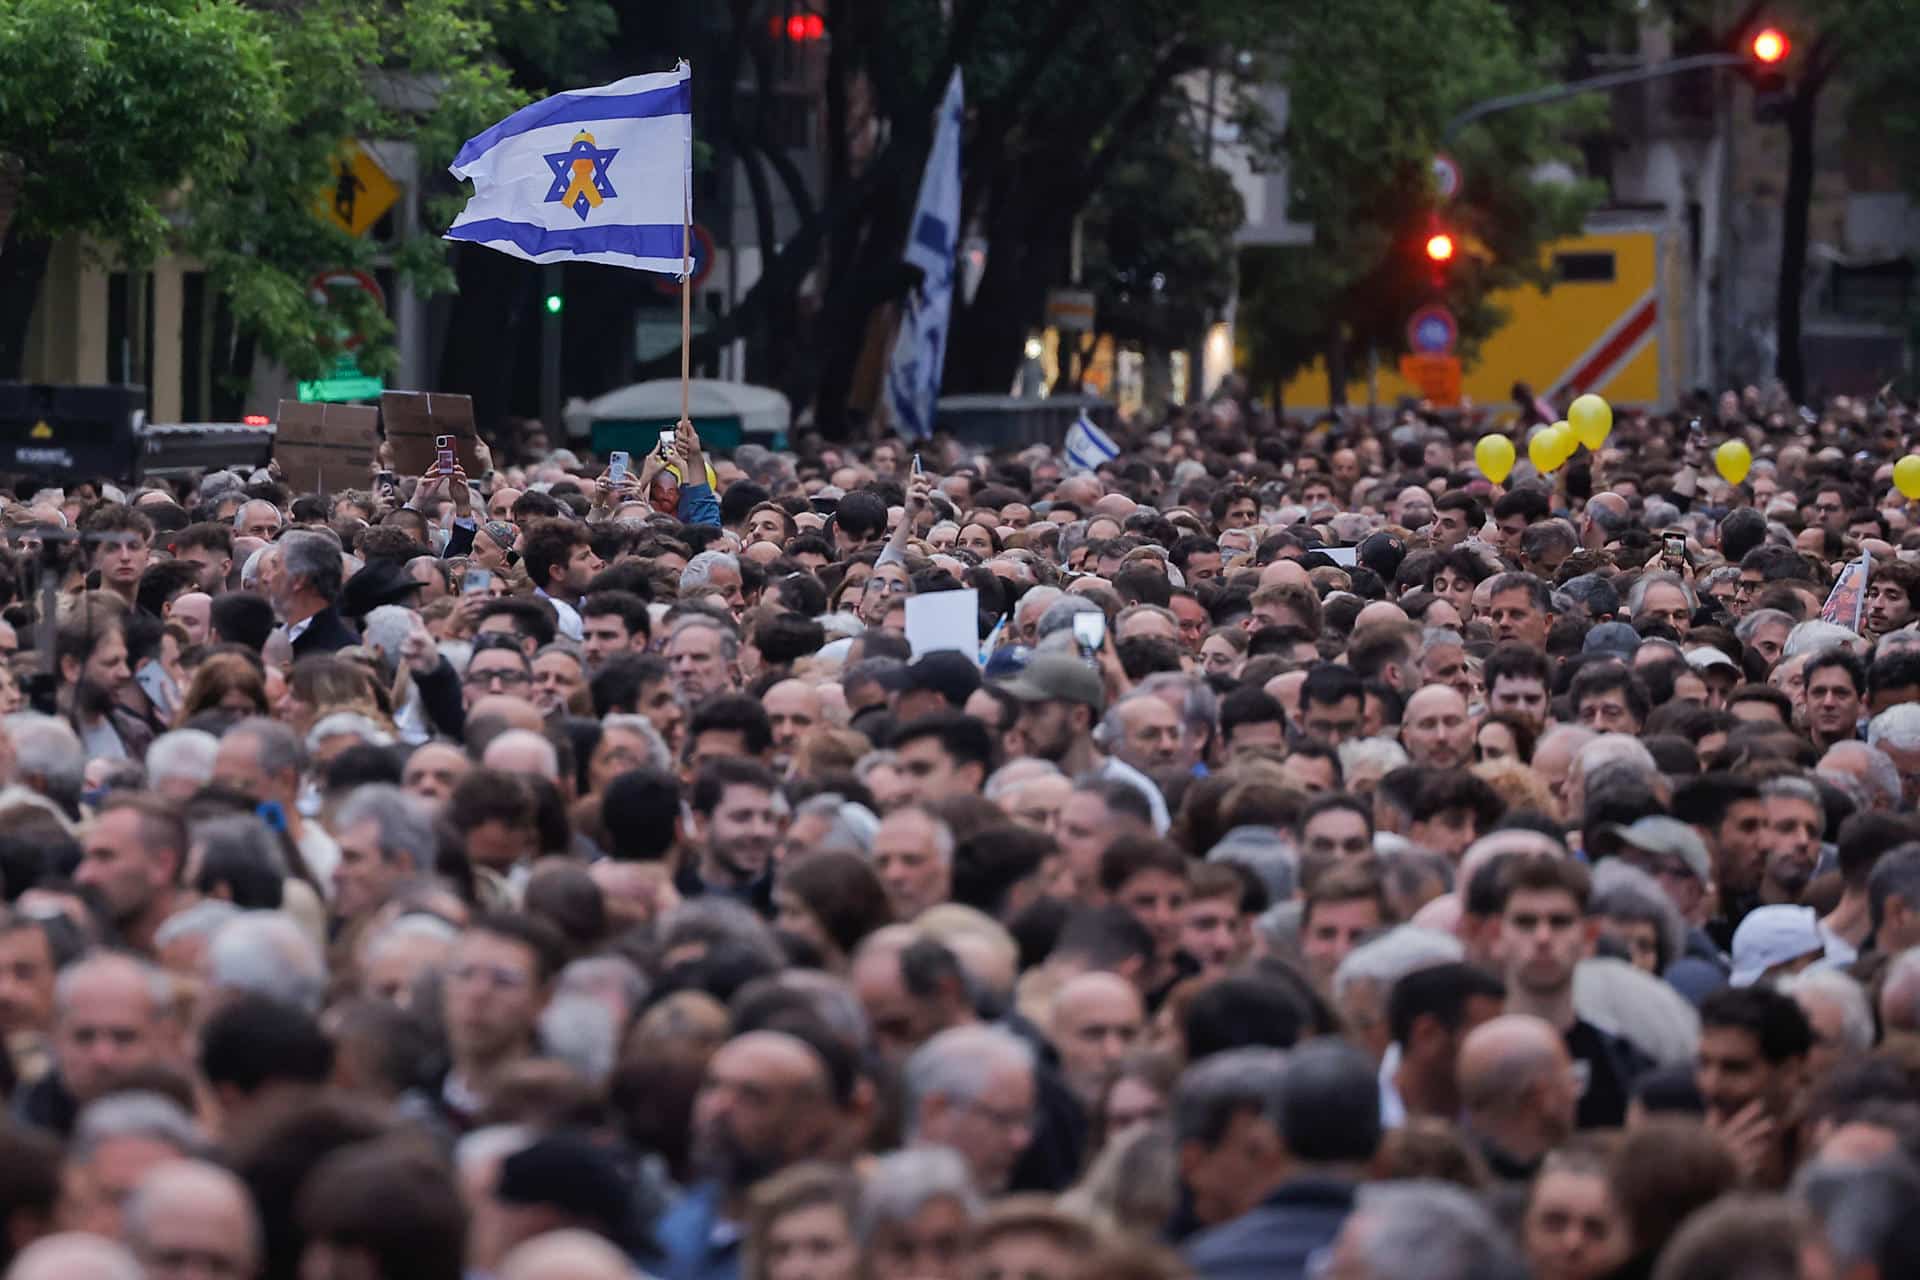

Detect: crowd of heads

[0,385,1917,1279]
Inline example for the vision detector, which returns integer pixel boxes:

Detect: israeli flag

[1064,411,1119,472]
[885,71,964,441]
[446,62,693,275]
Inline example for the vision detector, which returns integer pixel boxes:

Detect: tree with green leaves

[0,0,275,379]
[1076,102,1246,391]
[1717,0,1920,399]
[0,0,528,412]
[587,0,1273,431]
[1235,0,1604,406]
[181,0,523,412]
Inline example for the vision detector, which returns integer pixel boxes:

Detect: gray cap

[1584,621,1643,658]
[996,652,1106,713]
[1604,816,1712,884]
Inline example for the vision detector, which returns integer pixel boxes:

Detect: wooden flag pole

[681,79,693,425]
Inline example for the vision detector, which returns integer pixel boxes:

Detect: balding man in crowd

[17,956,175,1137]
[1457,1014,1579,1181]
[1045,971,1143,1105]
[658,1029,846,1280]
[123,1160,261,1280]
[904,1025,1036,1194]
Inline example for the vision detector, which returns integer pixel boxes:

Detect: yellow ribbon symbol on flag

[560,132,606,214]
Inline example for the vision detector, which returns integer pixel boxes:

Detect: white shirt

[1378,1041,1408,1129]
[299,823,340,894]
[1098,756,1171,833]
[537,589,584,642]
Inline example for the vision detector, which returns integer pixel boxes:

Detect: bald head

[481,729,560,781]
[1258,559,1311,590]
[1048,970,1144,1104]
[711,1030,830,1096]
[1353,601,1409,630]
[466,695,546,733]
[125,1160,260,1279]
[1401,683,1472,770]
[1404,684,1467,721]
[498,1230,637,1280]
[1055,476,1102,508]
[763,680,824,757]
[1457,1014,1571,1113]
[6,1234,143,1280]
[1050,970,1143,1025]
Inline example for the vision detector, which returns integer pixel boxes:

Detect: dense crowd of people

[0,384,1919,1280]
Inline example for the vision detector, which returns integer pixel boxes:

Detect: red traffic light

[1425,233,1456,263]
[772,13,826,40]
[1751,27,1789,64]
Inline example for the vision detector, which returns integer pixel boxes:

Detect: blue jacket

[654,1181,741,1280]
[678,483,720,528]
[1183,1176,1359,1280]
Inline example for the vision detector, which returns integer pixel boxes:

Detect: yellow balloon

[1549,421,1577,466]
[1569,394,1613,450]
[1528,426,1563,474]
[1474,434,1516,485]
[1715,439,1752,486]
[1895,455,1920,501]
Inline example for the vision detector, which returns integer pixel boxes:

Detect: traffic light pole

[1441,51,1747,144]
[540,263,562,438]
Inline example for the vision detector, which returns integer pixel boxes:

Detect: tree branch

[1080,41,1211,194]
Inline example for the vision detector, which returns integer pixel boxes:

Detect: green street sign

[296,355,384,403]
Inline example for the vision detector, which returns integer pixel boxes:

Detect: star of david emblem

[544,131,620,221]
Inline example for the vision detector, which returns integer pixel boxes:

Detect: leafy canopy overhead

[1237,0,1606,393]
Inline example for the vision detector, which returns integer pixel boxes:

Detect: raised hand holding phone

[673,418,706,485]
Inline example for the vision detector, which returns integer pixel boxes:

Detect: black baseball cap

[1358,532,1407,581]
[902,650,981,708]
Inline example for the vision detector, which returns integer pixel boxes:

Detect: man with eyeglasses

[438,913,565,1130]
[903,1024,1037,1194]
[463,635,534,711]
[1603,816,1730,995]
[1807,482,1854,534]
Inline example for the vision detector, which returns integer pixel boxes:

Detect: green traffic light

[544,294,563,315]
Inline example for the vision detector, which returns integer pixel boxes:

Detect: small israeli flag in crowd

[885,70,964,441]
[447,62,693,274]
[1064,411,1119,472]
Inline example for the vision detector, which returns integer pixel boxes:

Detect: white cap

[1686,646,1740,673]
[1729,905,1825,987]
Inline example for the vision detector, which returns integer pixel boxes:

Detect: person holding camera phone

[599,418,719,527]
[406,436,497,560]
[859,469,933,629]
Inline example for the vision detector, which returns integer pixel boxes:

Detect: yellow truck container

[1278,212,1686,413]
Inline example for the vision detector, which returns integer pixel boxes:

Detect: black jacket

[416,657,466,740]
[443,518,477,560]
[290,606,359,657]
[12,1070,77,1137]
[1183,1176,1359,1280]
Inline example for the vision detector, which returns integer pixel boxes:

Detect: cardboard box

[382,391,482,479]
[274,401,379,495]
